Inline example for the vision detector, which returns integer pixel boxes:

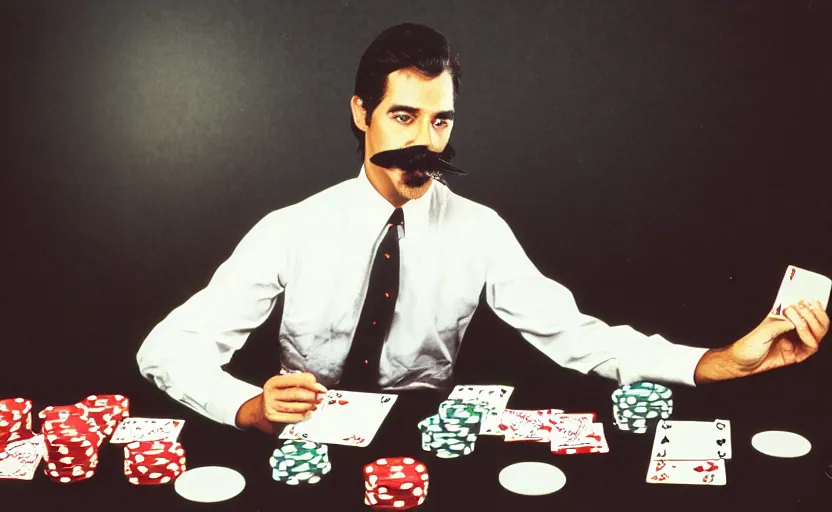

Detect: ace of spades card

[278,390,397,447]
[650,419,732,461]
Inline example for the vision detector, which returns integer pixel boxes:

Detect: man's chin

[397,176,432,199]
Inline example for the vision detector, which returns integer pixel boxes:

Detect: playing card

[499,409,564,442]
[447,384,513,435]
[550,413,596,447]
[277,390,397,447]
[646,459,726,485]
[551,422,609,454]
[769,265,831,318]
[0,434,45,480]
[110,417,185,444]
[650,419,731,460]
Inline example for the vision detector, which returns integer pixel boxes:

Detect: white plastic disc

[751,431,811,458]
[174,466,246,503]
[498,462,566,496]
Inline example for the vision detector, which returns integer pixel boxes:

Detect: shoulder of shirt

[433,180,505,227]
[253,175,356,226]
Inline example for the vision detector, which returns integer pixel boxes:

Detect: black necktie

[339,208,404,391]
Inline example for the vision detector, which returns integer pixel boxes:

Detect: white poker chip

[751,431,811,458]
[174,466,246,503]
[498,462,566,496]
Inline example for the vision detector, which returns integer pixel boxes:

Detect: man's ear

[350,95,368,132]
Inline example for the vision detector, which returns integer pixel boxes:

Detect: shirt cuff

[624,338,710,388]
[208,375,264,429]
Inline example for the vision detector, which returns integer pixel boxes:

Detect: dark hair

[351,23,461,160]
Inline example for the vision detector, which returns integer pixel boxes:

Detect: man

[137,23,828,435]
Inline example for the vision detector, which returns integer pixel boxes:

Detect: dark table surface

[3,380,831,512]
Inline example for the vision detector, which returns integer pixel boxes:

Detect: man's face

[352,68,455,205]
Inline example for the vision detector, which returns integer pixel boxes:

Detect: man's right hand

[236,372,327,434]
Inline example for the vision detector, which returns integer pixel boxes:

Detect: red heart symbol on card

[338,400,349,406]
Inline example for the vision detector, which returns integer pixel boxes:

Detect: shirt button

[371,321,377,326]
[363,360,368,365]
[384,253,390,259]
[384,292,391,298]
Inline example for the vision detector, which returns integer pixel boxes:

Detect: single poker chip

[751,431,812,458]
[174,466,245,503]
[498,462,566,496]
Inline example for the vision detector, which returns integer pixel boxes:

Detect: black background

[2,1,831,509]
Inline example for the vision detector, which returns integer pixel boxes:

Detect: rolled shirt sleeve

[482,210,708,387]
[137,210,290,427]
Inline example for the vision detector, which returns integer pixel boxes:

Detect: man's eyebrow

[388,104,455,120]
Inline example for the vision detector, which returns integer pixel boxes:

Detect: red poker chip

[38,404,90,421]
[0,398,33,414]
[363,457,429,510]
[45,444,98,459]
[45,458,99,472]
[44,467,97,483]
[122,439,186,485]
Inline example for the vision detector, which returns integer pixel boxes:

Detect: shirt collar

[355,164,434,241]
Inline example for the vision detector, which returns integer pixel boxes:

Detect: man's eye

[433,119,449,128]
[395,114,411,123]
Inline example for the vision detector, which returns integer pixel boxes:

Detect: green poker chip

[418,411,479,458]
[270,440,332,485]
[611,381,673,403]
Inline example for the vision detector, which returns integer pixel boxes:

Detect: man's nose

[413,119,439,152]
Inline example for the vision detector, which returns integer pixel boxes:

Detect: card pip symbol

[789,268,796,280]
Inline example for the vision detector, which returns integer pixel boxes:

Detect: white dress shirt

[137,166,709,427]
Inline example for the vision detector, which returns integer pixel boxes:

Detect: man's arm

[481,210,709,387]
[137,210,292,427]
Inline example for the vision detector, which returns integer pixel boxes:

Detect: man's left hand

[694,300,828,384]
[729,300,829,375]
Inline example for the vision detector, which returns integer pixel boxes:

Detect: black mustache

[369,145,467,176]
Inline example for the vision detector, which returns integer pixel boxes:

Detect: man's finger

[784,305,819,350]
[269,400,317,415]
[266,372,328,394]
[798,301,826,341]
[808,300,830,333]
[274,387,319,404]
[264,410,310,424]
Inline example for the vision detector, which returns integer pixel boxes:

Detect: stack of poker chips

[611,381,673,434]
[123,440,187,485]
[82,395,130,436]
[270,440,332,485]
[0,398,34,446]
[363,457,429,510]
[417,399,486,459]
[39,403,105,483]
